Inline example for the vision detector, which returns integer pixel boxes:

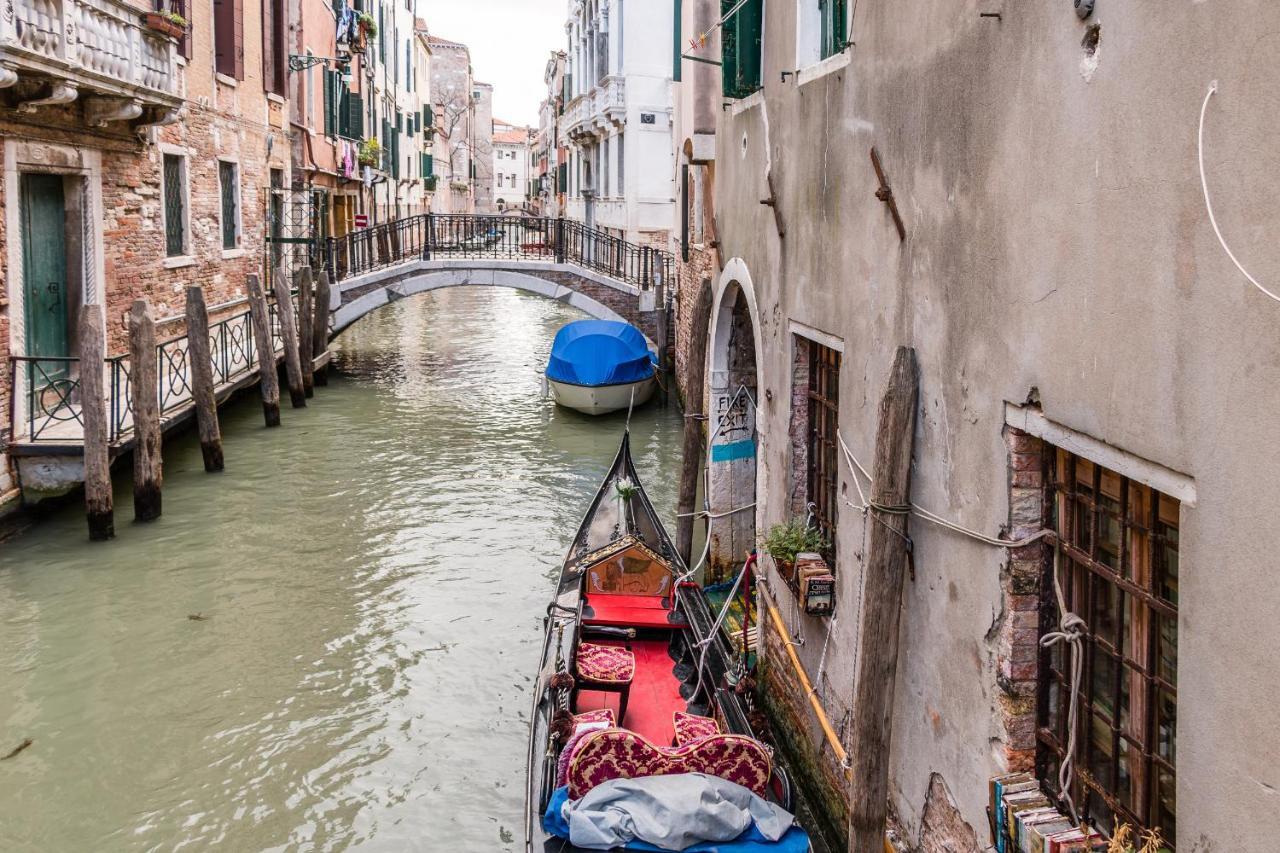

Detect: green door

[21,173,69,365]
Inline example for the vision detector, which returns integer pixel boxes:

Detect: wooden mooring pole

[128,299,163,520]
[185,286,224,472]
[272,264,307,409]
[847,346,919,853]
[245,273,281,427]
[296,266,315,398]
[78,303,113,540]
[311,269,332,386]
[654,279,670,405]
[675,278,714,565]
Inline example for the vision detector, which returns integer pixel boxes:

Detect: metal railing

[9,303,288,445]
[325,214,674,290]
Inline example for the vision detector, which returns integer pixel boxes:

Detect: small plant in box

[761,518,826,581]
[357,137,381,167]
[144,10,188,37]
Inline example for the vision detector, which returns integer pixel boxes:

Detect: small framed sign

[640,113,656,125]
[354,214,369,228]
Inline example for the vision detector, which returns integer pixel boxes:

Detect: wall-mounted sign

[640,113,656,125]
[354,214,369,228]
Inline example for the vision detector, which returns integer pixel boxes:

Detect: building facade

[427,34,476,215]
[533,51,567,217]
[471,81,495,213]
[695,1,1280,850]
[492,121,532,212]
[560,0,674,247]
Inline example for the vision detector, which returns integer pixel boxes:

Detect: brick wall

[997,426,1048,773]
[672,243,715,404]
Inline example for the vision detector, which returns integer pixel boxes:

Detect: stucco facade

[707,2,1280,850]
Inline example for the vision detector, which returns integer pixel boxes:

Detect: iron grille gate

[264,185,324,295]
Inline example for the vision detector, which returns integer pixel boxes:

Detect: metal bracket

[288,54,347,73]
[870,146,906,242]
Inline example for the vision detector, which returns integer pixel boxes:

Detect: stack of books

[989,773,1107,853]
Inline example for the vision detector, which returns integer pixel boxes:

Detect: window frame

[217,158,242,252]
[159,147,191,260]
[1037,447,1178,841]
[804,339,840,566]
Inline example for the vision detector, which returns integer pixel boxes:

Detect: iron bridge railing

[325,214,674,290]
[9,301,289,445]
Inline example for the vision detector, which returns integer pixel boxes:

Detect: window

[497,174,504,188]
[616,133,624,192]
[805,341,840,562]
[797,0,848,67]
[213,0,244,79]
[218,160,240,249]
[162,153,188,257]
[1038,449,1178,840]
[721,0,763,98]
[820,0,848,58]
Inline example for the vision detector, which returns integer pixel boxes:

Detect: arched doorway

[705,261,762,580]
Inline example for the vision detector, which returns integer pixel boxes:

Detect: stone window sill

[163,254,196,269]
[221,247,246,259]
[796,51,851,88]
[730,89,764,117]
[216,73,238,88]
[266,92,285,105]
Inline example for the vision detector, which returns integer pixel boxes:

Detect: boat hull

[548,375,656,416]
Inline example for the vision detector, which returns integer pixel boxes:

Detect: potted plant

[761,518,826,582]
[357,137,381,168]
[144,9,188,38]
[356,12,377,46]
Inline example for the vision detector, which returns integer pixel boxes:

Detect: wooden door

[21,173,69,367]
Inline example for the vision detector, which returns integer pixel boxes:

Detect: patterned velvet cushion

[556,712,616,788]
[574,708,616,727]
[576,643,635,685]
[673,711,721,745]
[566,728,773,799]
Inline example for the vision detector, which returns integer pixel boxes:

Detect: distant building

[471,82,496,213]
[560,0,674,247]
[534,51,568,217]
[492,122,533,212]
[427,34,477,215]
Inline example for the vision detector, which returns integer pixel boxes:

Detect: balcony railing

[326,214,674,292]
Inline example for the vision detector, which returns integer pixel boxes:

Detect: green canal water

[0,287,687,851]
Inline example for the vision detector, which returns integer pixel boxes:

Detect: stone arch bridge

[326,214,674,349]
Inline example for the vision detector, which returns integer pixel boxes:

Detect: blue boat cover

[546,320,654,387]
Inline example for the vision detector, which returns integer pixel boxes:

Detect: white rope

[1198,82,1280,304]
[690,553,752,705]
[1039,549,1087,821]
[676,502,757,520]
[836,432,1052,549]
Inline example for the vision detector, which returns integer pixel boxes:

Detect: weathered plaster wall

[715,1,1280,849]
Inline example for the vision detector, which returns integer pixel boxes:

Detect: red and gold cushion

[566,728,773,799]
[573,708,616,727]
[575,643,635,685]
[673,711,721,746]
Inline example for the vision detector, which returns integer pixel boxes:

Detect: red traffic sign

[354,214,369,228]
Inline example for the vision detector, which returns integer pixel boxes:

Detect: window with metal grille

[162,154,187,257]
[805,342,840,564]
[218,161,239,249]
[1038,449,1178,841]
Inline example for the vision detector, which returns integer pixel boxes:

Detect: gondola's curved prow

[524,432,773,852]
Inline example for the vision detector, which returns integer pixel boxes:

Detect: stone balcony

[561,76,625,143]
[0,0,183,127]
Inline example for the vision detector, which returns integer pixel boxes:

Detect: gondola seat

[672,711,721,746]
[575,642,635,722]
[566,729,773,799]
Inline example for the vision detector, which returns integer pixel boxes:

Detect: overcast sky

[420,0,565,128]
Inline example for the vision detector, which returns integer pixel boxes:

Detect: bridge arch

[331,268,634,338]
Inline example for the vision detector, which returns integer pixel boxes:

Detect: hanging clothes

[336,6,356,44]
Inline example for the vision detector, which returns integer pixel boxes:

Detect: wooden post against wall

[127,299,163,519]
[654,279,670,405]
[311,269,332,386]
[847,346,919,853]
[184,286,225,472]
[675,278,714,565]
[245,273,282,427]
[296,266,315,398]
[78,303,114,541]
[272,263,307,409]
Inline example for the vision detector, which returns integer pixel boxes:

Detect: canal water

[0,287,687,851]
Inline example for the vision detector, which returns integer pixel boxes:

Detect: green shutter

[349,91,364,138]
[673,0,682,82]
[722,0,763,98]
[821,0,847,59]
[423,105,432,128]
[337,84,350,138]
[323,71,335,137]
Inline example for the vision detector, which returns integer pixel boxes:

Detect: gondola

[524,433,811,852]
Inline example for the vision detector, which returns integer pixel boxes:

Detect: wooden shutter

[231,0,244,79]
[262,0,275,92]
[337,84,350,138]
[721,0,762,98]
[323,69,335,137]
[348,91,364,138]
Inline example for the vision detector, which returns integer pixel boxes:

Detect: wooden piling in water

[847,346,919,852]
[78,304,114,540]
[654,280,670,404]
[245,273,281,427]
[296,266,315,398]
[184,286,225,472]
[312,269,332,386]
[127,299,163,520]
[272,264,307,409]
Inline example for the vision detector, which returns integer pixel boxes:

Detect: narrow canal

[0,287,687,850]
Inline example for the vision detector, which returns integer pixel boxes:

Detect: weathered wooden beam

[296,266,315,398]
[78,304,113,540]
[654,280,670,404]
[848,345,919,852]
[127,299,162,519]
[311,269,332,386]
[184,286,224,472]
[675,278,715,565]
[272,264,307,409]
[245,273,282,427]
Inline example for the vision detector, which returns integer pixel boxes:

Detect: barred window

[805,341,840,564]
[218,161,240,250]
[162,153,187,257]
[1038,449,1178,842]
